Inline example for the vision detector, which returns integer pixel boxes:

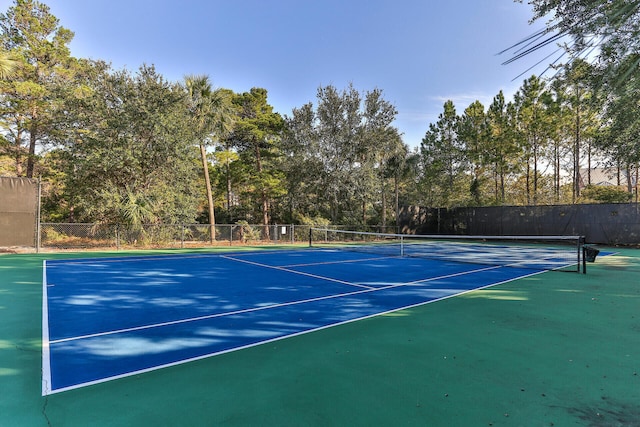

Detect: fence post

[181,224,185,249]
[35,178,42,253]
[115,224,120,250]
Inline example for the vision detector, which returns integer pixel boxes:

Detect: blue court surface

[42,248,555,395]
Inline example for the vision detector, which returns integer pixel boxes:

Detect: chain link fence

[39,223,400,251]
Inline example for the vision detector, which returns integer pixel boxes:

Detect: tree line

[1,0,638,232]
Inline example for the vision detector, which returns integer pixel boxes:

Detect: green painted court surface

[2,247,639,426]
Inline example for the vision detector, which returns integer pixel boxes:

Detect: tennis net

[309,228,586,273]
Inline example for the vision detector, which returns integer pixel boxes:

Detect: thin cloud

[430,84,523,111]
[430,93,495,108]
[397,109,435,124]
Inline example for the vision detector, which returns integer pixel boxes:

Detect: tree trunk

[633,169,640,203]
[500,169,505,204]
[394,175,399,230]
[14,127,24,176]
[226,155,232,218]
[533,137,538,206]
[27,121,37,178]
[362,199,366,226]
[381,180,387,228]
[200,143,216,242]
[262,190,269,240]
[573,93,581,202]
[526,159,531,205]
[255,143,270,240]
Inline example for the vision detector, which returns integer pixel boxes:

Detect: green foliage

[295,214,332,242]
[419,100,467,207]
[594,55,640,177]
[513,75,555,205]
[458,100,489,205]
[295,214,331,228]
[579,185,632,204]
[119,188,157,229]
[519,1,640,204]
[38,149,71,221]
[282,84,402,225]
[3,0,640,231]
[41,225,67,242]
[0,0,75,177]
[224,87,285,233]
[58,64,200,224]
[235,220,261,242]
[485,91,519,204]
[184,74,235,237]
[0,49,17,78]
[523,0,640,89]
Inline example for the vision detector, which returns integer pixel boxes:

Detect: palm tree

[185,75,234,242]
[121,187,156,231]
[0,50,17,79]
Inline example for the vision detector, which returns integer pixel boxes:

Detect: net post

[580,236,586,274]
[308,227,312,248]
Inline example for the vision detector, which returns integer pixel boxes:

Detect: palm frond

[0,50,18,79]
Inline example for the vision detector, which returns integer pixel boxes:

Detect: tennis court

[43,245,554,395]
[2,241,640,426]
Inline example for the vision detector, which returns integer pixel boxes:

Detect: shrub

[579,185,632,203]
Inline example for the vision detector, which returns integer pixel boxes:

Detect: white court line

[44,253,224,265]
[220,255,375,290]
[42,260,52,396]
[279,255,396,268]
[338,264,504,293]
[405,264,502,285]
[44,249,318,266]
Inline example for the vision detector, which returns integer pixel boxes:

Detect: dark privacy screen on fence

[400,204,640,245]
[0,177,39,247]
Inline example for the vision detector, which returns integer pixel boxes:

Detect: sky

[2,0,556,148]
